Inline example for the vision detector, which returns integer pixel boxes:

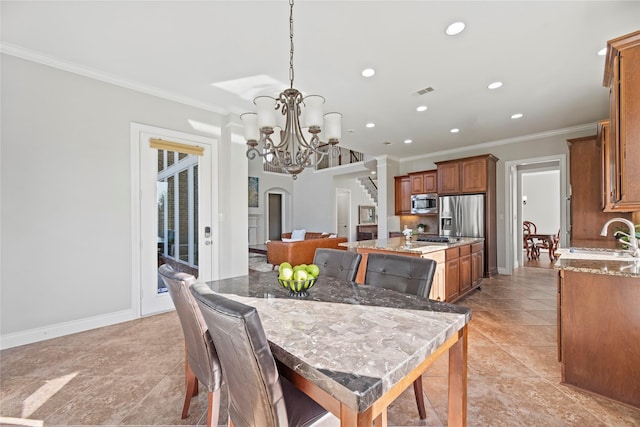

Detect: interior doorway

[268,193,283,241]
[504,154,567,275]
[336,188,351,239]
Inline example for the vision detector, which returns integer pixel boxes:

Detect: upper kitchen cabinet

[436,154,498,195]
[602,30,640,212]
[394,175,412,215]
[409,170,437,194]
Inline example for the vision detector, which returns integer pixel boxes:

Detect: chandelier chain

[289,0,295,88]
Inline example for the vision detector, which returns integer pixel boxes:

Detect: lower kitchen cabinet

[557,269,640,408]
[446,243,484,303]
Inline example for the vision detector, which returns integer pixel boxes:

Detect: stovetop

[416,236,451,243]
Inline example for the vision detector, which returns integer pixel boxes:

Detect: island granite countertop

[554,247,640,278]
[339,236,483,256]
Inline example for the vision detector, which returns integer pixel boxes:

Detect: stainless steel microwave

[411,193,438,214]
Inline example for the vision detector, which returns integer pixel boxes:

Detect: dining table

[205,270,471,427]
[528,233,557,260]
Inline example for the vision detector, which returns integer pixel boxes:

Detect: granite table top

[339,236,484,256]
[554,248,640,278]
[205,270,471,413]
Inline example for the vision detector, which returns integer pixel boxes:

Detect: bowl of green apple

[277,262,320,298]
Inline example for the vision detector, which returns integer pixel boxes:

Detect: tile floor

[1,264,639,426]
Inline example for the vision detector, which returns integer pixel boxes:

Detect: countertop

[554,247,640,278]
[339,236,484,255]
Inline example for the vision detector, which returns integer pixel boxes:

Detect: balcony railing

[263,146,364,174]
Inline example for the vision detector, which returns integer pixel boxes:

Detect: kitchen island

[340,236,484,303]
[554,249,640,408]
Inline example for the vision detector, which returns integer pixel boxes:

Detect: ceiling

[2,1,639,160]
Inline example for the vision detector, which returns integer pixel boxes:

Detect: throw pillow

[329,234,338,238]
[291,229,306,240]
[282,238,303,243]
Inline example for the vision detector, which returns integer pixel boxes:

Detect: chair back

[523,221,537,236]
[364,253,436,298]
[190,283,288,427]
[158,265,221,392]
[313,249,362,282]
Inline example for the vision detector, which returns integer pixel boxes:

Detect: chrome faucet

[600,218,639,258]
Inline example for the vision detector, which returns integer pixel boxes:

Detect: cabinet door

[437,162,460,194]
[459,253,472,294]
[461,157,487,193]
[472,250,483,286]
[394,176,412,215]
[410,174,424,194]
[445,259,460,301]
[423,170,437,193]
[598,120,614,211]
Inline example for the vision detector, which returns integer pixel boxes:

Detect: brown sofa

[267,232,348,269]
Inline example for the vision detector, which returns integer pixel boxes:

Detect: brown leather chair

[363,253,437,420]
[190,282,338,427]
[158,265,222,427]
[312,248,362,282]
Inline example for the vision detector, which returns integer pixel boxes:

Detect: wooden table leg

[448,326,468,426]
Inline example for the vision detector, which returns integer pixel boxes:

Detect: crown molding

[0,42,228,115]
[400,123,596,163]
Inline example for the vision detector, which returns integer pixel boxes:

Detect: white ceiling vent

[413,87,434,96]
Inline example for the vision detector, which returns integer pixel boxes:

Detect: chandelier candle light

[241,0,342,179]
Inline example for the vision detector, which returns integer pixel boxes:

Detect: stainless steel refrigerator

[439,194,485,238]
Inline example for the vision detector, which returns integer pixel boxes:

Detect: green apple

[279,262,292,274]
[279,267,294,281]
[306,264,320,278]
[293,269,308,282]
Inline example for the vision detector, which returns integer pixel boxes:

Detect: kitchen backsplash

[399,215,438,234]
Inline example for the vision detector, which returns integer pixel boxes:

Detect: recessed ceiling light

[371,171,376,175]
[361,68,376,77]
[488,81,503,90]
[404,139,413,144]
[450,128,460,133]
[366,123,375,128]
[416,105,428,112]
[445,22,466,36]
[597,48,607,56]
[511,113,523,119]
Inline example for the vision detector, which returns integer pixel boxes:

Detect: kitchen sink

[556,247,635,261]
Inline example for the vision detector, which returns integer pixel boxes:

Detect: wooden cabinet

[602,30,640,211]
[444,243,483,302]
[436,155,495,195]
[437,162,460,194]
[458,245,472,294]
[436,154,498,277]
[568,135,630,244]
[394,175,412,215]
[356,225,378,241]
[471,242,484,287]
[558,269,640,408]
[445,247,460,301]
[409,170,437,194]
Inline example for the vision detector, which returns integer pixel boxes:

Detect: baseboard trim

[0,309,136,350]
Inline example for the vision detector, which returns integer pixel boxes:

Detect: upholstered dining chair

[312,248,362,282]
[363,253,437,420]
[190,282,339,427]
[158,265,222,427]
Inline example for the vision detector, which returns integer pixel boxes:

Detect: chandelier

[241,0,342,180]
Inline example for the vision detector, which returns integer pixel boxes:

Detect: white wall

[1,55,247,346]
[522,170,561,234]
[334,173,378,241]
